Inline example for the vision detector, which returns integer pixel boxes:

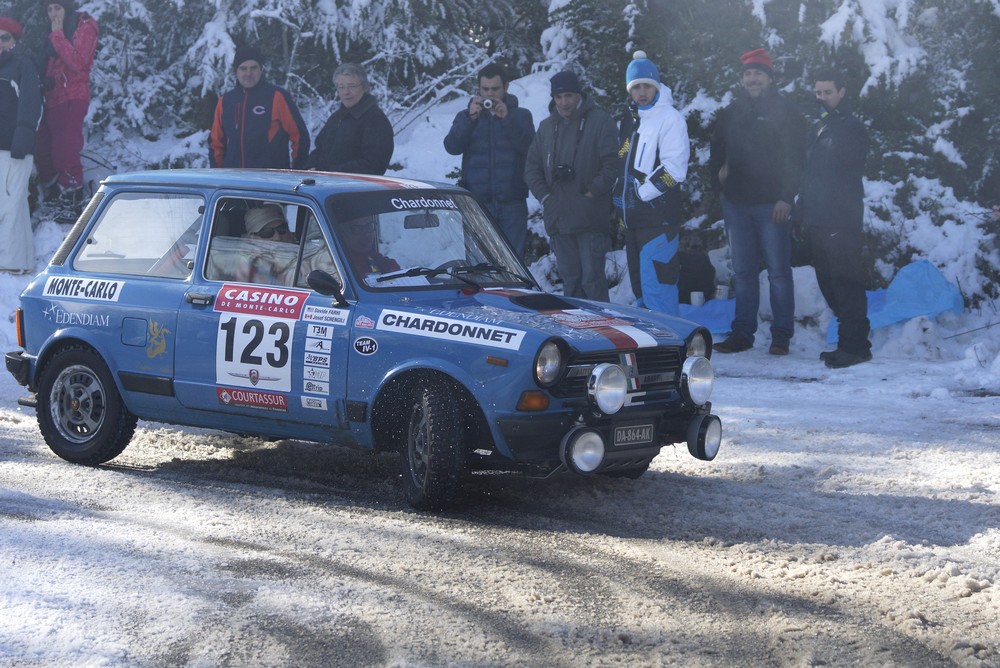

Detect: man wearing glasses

[210,45,310,170]
[307,63,394,175]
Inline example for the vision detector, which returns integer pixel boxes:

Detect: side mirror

[403,212,440,229]
[307,270,350,307]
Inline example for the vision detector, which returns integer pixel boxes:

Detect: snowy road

[2,334,998,667]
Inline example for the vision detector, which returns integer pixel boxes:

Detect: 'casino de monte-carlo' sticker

[213,284,309,393]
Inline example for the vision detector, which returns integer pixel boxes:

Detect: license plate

[613,423,654,447]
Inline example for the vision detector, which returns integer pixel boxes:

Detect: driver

[339,215,400,277]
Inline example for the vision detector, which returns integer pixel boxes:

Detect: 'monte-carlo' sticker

[354,337,378,355]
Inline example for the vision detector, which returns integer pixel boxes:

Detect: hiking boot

[713,333,752,354]
[768,343,789,356]
[824,349,872,369]
[819,349,837,362]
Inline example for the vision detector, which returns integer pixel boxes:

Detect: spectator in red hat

[708,48,806,356]
[35,0,98,224]
[0,16,42,273]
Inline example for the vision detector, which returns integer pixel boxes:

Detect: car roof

[102,168,461,196]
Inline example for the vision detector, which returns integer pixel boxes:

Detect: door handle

[186,292,214,306]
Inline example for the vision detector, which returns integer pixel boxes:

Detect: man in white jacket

[613,51,690,315]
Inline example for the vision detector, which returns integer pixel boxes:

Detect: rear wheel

[36,346,137,464]
[399,379,466,510]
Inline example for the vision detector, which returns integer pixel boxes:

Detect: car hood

[374,288,697,353]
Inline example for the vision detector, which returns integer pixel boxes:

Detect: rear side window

[73,192,204,279]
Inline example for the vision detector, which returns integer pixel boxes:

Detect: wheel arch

[370,367,491,455]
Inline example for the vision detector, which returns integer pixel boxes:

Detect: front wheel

[36,346,137,464]
[399,379,466,510]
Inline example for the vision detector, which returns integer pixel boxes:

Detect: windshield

[325,191,533,291]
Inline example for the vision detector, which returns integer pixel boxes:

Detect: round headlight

[686,331,709,358]
[680,356,714,406]
[534,340,564,386]
[588,363,627,414]
[560,427,606,473]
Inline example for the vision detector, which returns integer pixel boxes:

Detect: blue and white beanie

[626,50,660,92]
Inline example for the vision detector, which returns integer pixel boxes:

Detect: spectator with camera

[525,70,620,302]
[614,50,691,315]
[307,63,393,175]
[444,63,535,260]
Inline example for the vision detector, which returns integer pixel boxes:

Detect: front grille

[551,346,683,398]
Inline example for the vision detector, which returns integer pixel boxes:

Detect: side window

[296,211,343,290]
[204,198,341,290]
[73,192,204,278]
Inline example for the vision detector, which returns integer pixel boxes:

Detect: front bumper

[6,350,30,387]
[496,404,721,473]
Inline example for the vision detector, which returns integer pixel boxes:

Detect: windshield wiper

[376,266,452,282]
[375,265,481,290]
[453,262,534,286]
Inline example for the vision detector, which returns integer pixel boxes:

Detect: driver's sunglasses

[254,224,289,239]
[0,33,14,43]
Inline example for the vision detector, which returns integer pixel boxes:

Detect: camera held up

[482,98,494,110]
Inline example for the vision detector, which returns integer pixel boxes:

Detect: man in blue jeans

[708,49,805,355]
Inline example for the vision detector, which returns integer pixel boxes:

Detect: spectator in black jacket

[0,16,41,273]
[801,68,871,368]
[308,63,393,175]
[709,48,806,356]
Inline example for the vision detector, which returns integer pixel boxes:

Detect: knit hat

[245,204,285,236]
[740,48,774,77]
[626,50,660,92]
[0,17,23,39]
[550,70,582,96]
[233,45,263,71]
[39,0,75,11]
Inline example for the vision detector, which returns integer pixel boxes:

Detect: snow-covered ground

[1,71,998,666]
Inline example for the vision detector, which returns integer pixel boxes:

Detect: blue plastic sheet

[827,260,964,344]
[679,298,736,336]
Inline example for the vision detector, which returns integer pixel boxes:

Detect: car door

[172,193,353,436]
[63,188,206,416]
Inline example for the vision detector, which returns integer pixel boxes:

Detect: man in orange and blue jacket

[210,45,309,170]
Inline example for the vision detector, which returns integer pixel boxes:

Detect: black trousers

[806,226,871,354]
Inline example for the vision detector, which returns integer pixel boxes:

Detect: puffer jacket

[524,95,620,236]
[0,46,42,158]
[614,82,690,228]
[40,11,98,107]
[443,93,534,203]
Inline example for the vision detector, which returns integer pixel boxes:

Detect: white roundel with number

[216,314,293,392]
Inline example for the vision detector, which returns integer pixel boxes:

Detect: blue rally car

[6,169,722,509]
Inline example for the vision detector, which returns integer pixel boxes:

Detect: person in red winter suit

[35,0,98,222]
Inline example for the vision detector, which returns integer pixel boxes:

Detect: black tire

[36,345,137,465]
[399,379,466,510]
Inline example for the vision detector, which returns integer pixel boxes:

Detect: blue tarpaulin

[676,260,964,342]
[827,260,963,344]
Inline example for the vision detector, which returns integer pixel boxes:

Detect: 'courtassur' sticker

[377,309,524,350]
